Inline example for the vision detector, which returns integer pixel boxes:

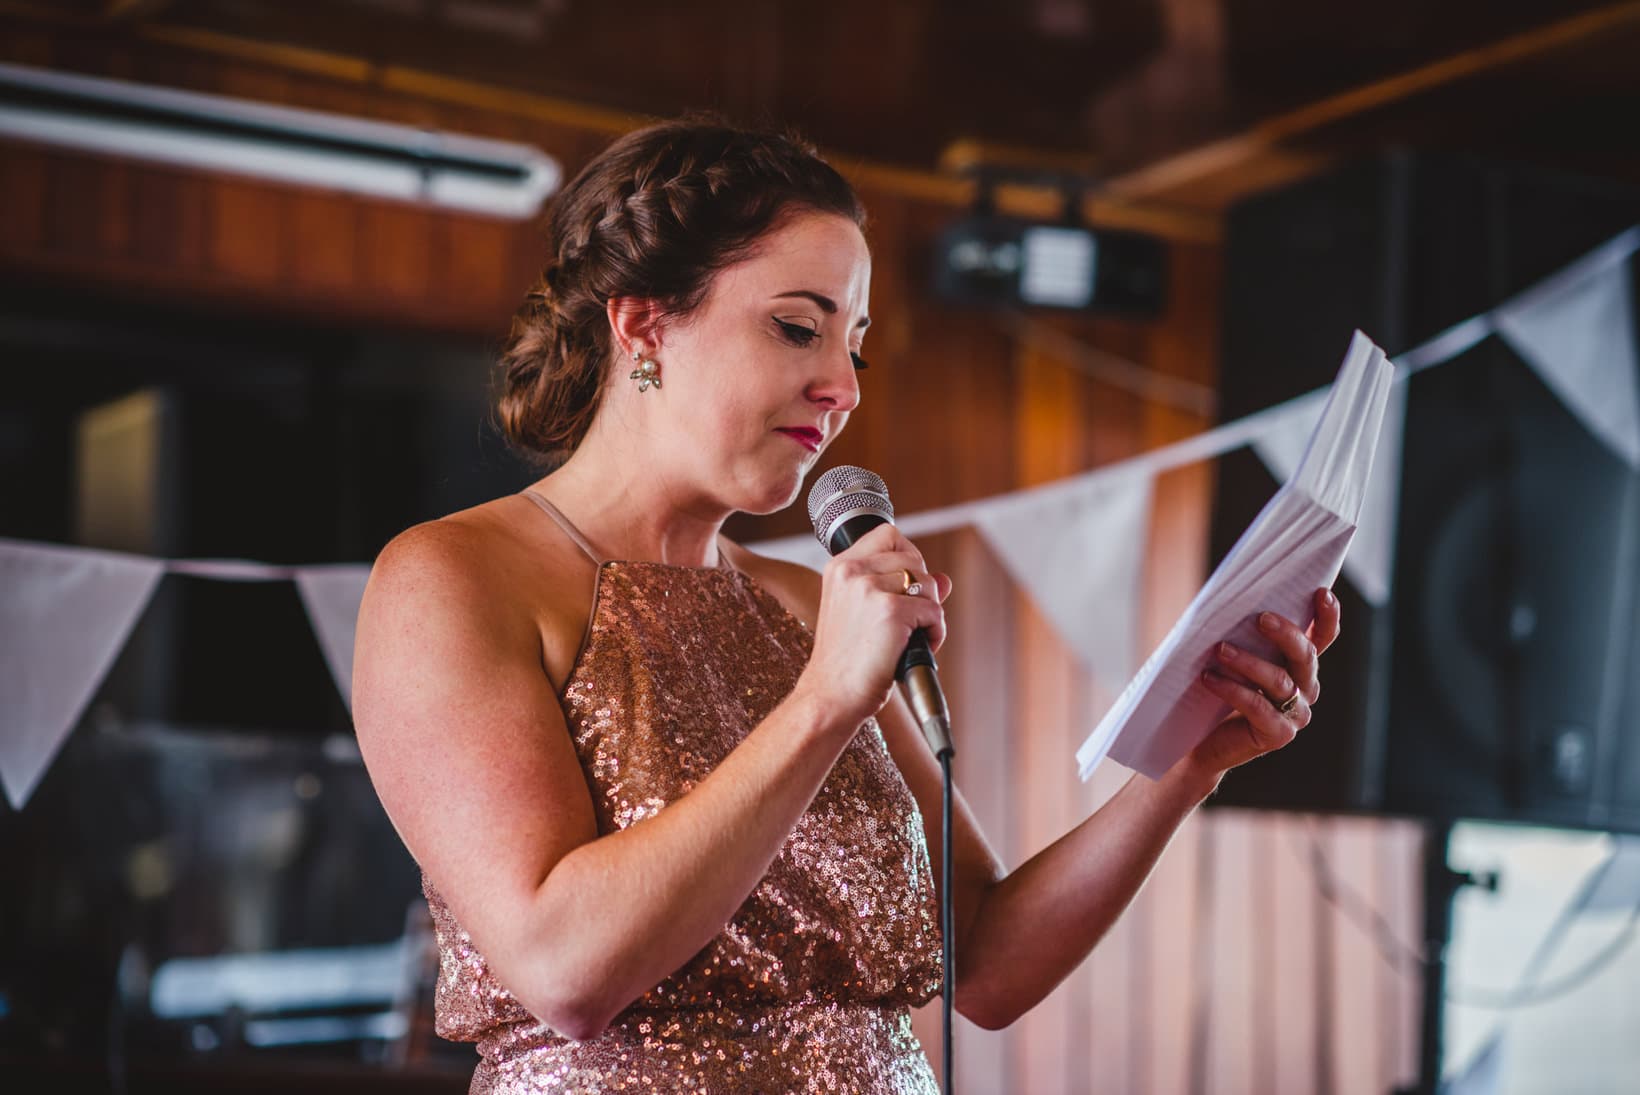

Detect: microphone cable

[940,745,955,1095]
[805,465,957,1091]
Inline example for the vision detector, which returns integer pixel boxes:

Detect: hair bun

[495,116,865,466]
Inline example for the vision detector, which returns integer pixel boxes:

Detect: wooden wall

[0,18,1423,1094]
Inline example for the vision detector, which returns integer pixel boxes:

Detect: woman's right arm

[352,520,941,1040]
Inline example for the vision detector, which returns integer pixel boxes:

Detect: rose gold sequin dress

[420,491,944,1093]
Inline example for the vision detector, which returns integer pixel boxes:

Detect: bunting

[293,566,372,708]
[0,540,164,808]
[971,470,1152,696]
[1,229,1633,805]
[1494,228,1640,470]
[1250,382,1407,606]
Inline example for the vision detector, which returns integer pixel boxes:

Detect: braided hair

[497,117,867,464]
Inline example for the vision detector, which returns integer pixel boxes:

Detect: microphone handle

[824,511,952,758]
[897,628,951,760]
[896,627,952,761]
[897,627,938,680]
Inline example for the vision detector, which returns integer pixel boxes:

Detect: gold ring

[901,569,923,597]
[1277,690,1302,717]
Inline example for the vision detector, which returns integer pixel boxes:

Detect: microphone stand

[804,466,958,1091]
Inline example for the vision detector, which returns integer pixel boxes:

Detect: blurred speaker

[1208,152,1640,832]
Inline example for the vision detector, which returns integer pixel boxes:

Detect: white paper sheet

[1076,331,1396,780]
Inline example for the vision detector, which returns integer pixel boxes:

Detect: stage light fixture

[932,212,1167,315]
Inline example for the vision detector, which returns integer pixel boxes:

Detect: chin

[735,466,806,517]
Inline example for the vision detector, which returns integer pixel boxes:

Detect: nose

[806,343,861,414]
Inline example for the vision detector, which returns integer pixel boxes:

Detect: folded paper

[1077,331,1396,780]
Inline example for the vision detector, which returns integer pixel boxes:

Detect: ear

[606,297,665,360]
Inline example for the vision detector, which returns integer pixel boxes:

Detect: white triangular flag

[1248,390,1328,492]
[1495,237,1640,469]
[1252,383,1406,605]
[0,539,164,809]
[973,471,1152,696]
[745,533,831,571]
[1446,1030,1506,1095]
[1574,835,1640,915]
[294,565,372,709]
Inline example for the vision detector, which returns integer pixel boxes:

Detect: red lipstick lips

[776,427,822,453]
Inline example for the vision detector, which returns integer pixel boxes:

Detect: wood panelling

[206,177,285,282]
[289,193,361,296]
[0,21,1424,1094]
[0,140,48,252]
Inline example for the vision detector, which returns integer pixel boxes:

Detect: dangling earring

[629,345,660,392]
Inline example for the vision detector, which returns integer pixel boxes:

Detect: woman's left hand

[1186,587,1342,777]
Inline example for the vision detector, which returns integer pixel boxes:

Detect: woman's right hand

[797,523,951,729]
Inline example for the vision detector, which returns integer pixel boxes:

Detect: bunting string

[3,228,1634,808]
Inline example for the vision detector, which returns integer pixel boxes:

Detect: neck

[538,420,730,568]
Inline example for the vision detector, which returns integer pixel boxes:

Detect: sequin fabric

[422,560,943,1093]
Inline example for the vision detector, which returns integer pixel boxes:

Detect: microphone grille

[807,465,893,548]
[807,465,889,526]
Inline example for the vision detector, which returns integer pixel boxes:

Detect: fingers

[829,550,933,592]
[1212,641,1297,705]
[1309,587,1342,656]
[881,563,948,649]
[894,568,953,650]
[839,522,930,575]
[1255,610,1321,705]
[1201,667,1312,749]
[831,525,956,600]
[822,546,949,650]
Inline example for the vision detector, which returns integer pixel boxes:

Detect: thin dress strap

[521,490,604,565]
[521,488,740,573]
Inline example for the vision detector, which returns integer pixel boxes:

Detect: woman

[352,119,1339,1093]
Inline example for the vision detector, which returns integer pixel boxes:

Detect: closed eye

[774,318,819,347]
[776,317,868,370]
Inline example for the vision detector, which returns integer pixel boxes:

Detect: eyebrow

[773,290,871,330]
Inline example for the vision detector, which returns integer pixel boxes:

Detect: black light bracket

[932,163,1167,317]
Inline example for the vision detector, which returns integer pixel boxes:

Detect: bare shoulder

[351,499,602,962]
[365,508,518,619]
[368,495,537,588]
[726,543,824,629]
[361,495,592,673]
[354,508,544,727]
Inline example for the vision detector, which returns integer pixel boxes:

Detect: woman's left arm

[879,587,1342,1030]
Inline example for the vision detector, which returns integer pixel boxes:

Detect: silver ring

[1277,690,1302,717]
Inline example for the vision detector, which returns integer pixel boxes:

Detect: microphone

[806,466,953,758]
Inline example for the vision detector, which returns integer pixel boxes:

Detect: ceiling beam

[1103,0,1640,206]
[0,3,1222,242]
[103,0,174,22]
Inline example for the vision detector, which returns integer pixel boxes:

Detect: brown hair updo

[497,117,867,464]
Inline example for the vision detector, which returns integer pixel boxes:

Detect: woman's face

[646,210,871,516]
